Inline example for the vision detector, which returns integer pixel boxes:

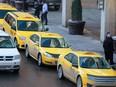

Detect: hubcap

[38,55,41,65]
[26,47,28,57]
[58,67,62,78]
[77,77,82,87]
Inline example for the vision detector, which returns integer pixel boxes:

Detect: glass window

[71,55,78,65]
[64,53,74,62]
[0,36,15,48]
[30,34,39,43]
[80,57,111,69]
[17,20,45,31]
[41,38,69,48]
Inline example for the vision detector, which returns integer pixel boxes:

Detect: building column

[100,0,116,42]
[62,0,73,27]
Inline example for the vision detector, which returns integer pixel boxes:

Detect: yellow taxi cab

[25,32,72,66]
[0,3,17,29]
[3,11,48,49]
[57,51,116,87]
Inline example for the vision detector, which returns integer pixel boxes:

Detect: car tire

[58,66,64,79]
[25,46,30,58]
[76,76,82,87]
[38,54,43,67]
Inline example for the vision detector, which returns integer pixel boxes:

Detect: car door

[32,34,40,59]
[62,53,74,79]
[28,34,37,58]
[70,54,78,82]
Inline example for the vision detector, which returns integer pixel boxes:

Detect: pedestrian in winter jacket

[103,32,114,65]
[34,5,40,18]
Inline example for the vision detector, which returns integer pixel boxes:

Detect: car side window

[5,14,11,23]
[71,55,78,65]
[64,53,74,63]
[9,16,15,27]
[30,34,39,43]
[30,35,34,42]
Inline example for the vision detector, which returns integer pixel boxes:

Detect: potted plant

[68,0,85,35]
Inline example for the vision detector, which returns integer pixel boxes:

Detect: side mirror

[11,26,16,31]
[72,64,78,68]
[45,28,49,31]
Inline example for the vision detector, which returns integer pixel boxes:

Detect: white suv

[0,30,21,72]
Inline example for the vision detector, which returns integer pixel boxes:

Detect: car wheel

[77,76,82,87]
[14,39,19,48]
[38,54,43,66]
[25,46,30,58]
[58,66,64,79]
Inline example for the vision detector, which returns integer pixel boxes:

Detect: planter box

[68,21,85,35]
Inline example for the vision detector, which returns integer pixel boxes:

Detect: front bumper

[17,39,25,49]
[0,60,20,70]
[42,57,58,65]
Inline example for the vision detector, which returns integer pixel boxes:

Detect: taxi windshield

[0,36,15,48]
[0,10,16,18]
[80,57,111,69]
[17,20,45,31]
[41,38,69,48]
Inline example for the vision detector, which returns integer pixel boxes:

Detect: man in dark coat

[34,5,40,18]
[103,32,114,65]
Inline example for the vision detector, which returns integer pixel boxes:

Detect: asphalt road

[0,50,76,87]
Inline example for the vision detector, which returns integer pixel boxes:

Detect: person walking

[34,4,40,18]
[41,1,48,25]
[103,32,114,65]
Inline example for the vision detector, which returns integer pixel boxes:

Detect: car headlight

[44,53,53,58]
[20,36,26,40]
[14,55,21,60]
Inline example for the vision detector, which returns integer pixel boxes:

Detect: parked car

[0,30,21,72]
[25,32,72,66]
[0,3,17,29]
[3,11,48,49]
[57,51,116,87]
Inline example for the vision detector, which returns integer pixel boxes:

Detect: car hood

[81,68,116,76]
[17,31,38,37]
[42,47,72,54]
[0,48,20,56]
